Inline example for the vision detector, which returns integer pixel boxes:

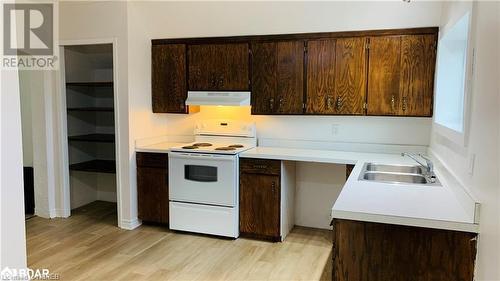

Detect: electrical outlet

[331,124,339,136]
[468,153,476,175]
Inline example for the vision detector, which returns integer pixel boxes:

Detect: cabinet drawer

[240,158,280,175]
[136,152,168,169]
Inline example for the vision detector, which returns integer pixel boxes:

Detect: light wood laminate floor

[27,201,332,281]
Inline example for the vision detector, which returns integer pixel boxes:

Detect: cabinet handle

[252,164,267,169]
[402,96,407,112]
[269,98,274,111]
[271,181,276,193]
[278,98,284,112]
[211,75,217,87]
[218,75,224,88]
[391,95,396,112]
[335,97,342,112]
[326,96,334,110]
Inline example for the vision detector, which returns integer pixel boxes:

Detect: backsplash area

[165,106,432,150]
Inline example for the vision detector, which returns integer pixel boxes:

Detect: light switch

[331,124,339,136]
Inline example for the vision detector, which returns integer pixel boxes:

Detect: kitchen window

[434,9,474,146]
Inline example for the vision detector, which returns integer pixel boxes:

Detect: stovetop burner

[182,145,199,149]
[215,147,236,151]
[228,144,244,148]
[192,143,212,147]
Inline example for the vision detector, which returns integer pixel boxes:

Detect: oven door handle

[168,152,236,161]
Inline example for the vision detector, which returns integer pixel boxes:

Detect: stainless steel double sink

[358,163,441,186]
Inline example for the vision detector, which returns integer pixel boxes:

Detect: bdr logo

[3,3,53,56]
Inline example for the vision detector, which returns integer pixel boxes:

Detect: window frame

[433,6,475,147]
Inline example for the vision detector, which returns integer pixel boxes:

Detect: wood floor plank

[27,201,332,280]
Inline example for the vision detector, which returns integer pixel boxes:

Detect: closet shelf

[67,107,114,112]
[69,160,116,174]
[66,81,113,87]
[68,134,115,143]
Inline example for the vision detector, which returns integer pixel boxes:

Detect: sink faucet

[401,153,436,182]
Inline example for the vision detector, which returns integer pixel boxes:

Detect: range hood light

[185,91,251,106]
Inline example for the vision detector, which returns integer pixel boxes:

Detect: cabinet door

[216,43,249,91]
[239,173,280,240]
[399,34,436,117]
[188,44,217,91]
[306,38,367,115]
[367,36,401,115]
[334,37,367,115]
[306,39,337,114]
[332,219,477,281]
[251,41,304,115]
[250,42,276,114]
[188,44,249,91]
[152,44,188,113]
[137,166,169,224]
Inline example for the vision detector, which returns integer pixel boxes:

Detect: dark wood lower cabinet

[345,164,355,180]
[136,152,169,224]
[239,158,281,241]
[332,219,477,281]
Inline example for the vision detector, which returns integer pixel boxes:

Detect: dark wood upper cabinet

[367,34,437,116]
[398,34,436,117]
[306,37,367,114]
[152,44,193,113]
[250,42,276,115]
[367,36,402,116]
[136,152,169,224]
[251,41,304,115]
[239,158,281,241]
[306,39,337,114]
[334,37,368,115]
[188,43,249,91]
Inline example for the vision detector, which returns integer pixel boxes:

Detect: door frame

[57,38,123,227]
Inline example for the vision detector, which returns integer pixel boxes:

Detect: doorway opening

[63,43,118,224]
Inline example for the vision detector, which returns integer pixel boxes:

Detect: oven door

[168,152,237,207]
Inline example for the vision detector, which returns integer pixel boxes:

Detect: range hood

[185,91,251,106]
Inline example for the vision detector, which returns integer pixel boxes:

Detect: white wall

[18,71,58,218]
[295,163,346,229]
[19,73,33,167]
[429,2,500,280]
[0,69,28,269]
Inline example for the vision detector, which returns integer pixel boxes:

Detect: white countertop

[241,147,479,233]
[135,141,479,233]
[135,142,188,153]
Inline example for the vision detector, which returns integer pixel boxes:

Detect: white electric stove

[168,120,256,238]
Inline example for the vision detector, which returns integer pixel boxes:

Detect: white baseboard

[54,208,70,218]
[35,207,57,219]
[120,218,141,230]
